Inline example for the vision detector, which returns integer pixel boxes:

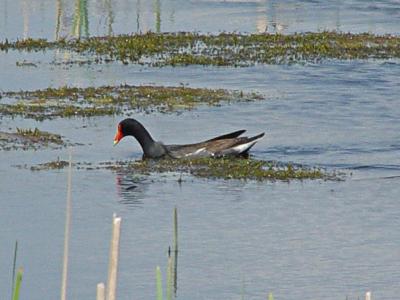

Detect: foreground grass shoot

[166,254,173,300]
[156,266,163,300]
[268,292,274,300]
[12,268,23,300]
[96,283,105,300]
[107,214,122,300]
[10,241,18,300]
[60,151,73,300]
[171,207,178,298]
[155,208,179,300]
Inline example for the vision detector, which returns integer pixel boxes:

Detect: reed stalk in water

[61,150,72,300]
[156,266,163,300]
[106,214,122,300]
[10,240,18,300]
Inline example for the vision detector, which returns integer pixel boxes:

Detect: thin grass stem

[11,240,18,300]
[96,282,105,300]
[156,266,163,300]
[166,252,173,300]
[106,214,122,300]
[61,150,72,300]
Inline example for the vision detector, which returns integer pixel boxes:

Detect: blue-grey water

[1,1,400,300]
[1,0,400,40]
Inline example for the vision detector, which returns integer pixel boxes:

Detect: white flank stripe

[185,147,206,157]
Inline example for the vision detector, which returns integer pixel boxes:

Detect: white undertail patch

[231,136,264,154]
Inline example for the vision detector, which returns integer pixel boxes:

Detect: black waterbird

[113,118,264,159]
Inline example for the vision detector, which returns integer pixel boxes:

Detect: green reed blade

[173,207,178,253]
[268,292,274,300]
[156,266,163,300]
[166,252,173,300]
[10,240,18,300]
[12,267,23,300]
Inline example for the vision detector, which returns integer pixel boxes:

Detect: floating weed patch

[1,32,400,66]
[16,60,38,67]
[16,127,64,144]
[0,128,66,151]
[0,85,261,120]
[29,159,70,171]
[125,157,336,181]
[24,157,339,181]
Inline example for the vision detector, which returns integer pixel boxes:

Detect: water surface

[1,0,400,41]
[1,1,400,300]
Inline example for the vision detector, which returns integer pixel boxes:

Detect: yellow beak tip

[113,140,119,146]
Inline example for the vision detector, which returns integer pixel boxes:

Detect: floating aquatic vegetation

[1,32,400,66]
[25,157,339,181]
[15,127,64,144]
[124,157,335,181]
[15,60,38,67]
[25,159,69,171]
[0,128,66,151]
[0,84,261,120]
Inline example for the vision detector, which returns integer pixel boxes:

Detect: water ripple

[115,172,147,208]
[265,144,400,156]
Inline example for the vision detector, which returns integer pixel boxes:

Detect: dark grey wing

[163,132,264,158]
[164,143,212,158]
[205,130,246,142]
[213,132,265,157]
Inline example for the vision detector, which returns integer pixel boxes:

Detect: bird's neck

[131,123,156,155]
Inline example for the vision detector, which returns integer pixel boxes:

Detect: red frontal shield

[114,125,123,145]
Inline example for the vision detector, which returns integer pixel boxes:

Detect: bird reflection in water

[115,172,146,208]
[116,172,180,296]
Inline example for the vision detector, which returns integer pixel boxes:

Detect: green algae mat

[2,32,400,66]
[0,85,261,120]
[115,157,336,181]
[0,128,66,151]
[25,157,339,181]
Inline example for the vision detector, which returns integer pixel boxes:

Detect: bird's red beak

[113,125,123,146]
